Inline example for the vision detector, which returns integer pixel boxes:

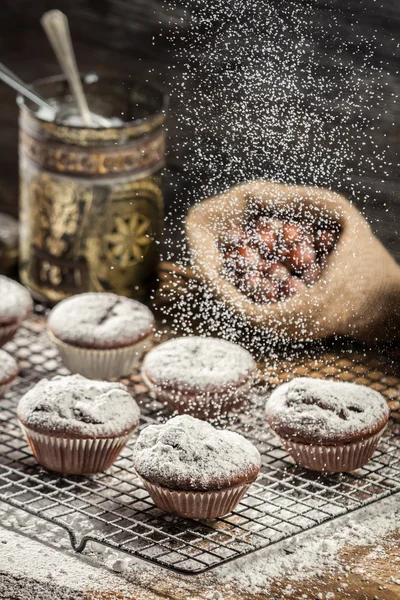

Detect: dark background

[0,0,399,261]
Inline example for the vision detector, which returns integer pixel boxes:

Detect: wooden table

[1,516,399,599]
[0,324,399,600]
[0,1,399,598]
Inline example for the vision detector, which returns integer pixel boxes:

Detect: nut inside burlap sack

[186,180,400,342]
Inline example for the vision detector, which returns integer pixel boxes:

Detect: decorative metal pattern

[0,309,399,575]
[19,128,166,177]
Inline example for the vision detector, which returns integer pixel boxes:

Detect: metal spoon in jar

[0,61,57,117]
[41,9,111,128]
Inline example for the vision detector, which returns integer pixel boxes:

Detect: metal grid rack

[0,310,399,575]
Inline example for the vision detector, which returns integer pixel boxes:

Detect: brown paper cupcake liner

[48,331,151,379]
[20,423,132,474]
[142,372,252,420]
[0,323,20,347]
[139,477,251,519]
[280,429,386,473]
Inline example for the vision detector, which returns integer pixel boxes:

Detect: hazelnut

[254,278,280,304]
[239,271,262,296]
[302,262,323,285]
[224,245,262,274]
[258,258,274,274]
[238,245,263,268]
[224,249,244,274]
[281,276,307,298]
[219,226,247,251]
[287,242,316,272]
[256,218,283,257]
[282,222,303,247]
[315,229,338,255]
[268,261,291,283]
[257,227,277,257]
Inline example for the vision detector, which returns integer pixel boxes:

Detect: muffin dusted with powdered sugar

[265,377,389,473]
[0,276,33,346]
[134,415,261,519]
[0,349,18,397]
[18,374,140,474]
[47,292,154,379]
[141,336,256,419]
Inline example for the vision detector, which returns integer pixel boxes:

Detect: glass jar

[18,75,168,304]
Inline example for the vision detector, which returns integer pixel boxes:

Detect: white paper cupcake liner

[280,429,386,473]
[48,331,151,379]
[20,423,132,475]
[142,372,253,420]
[139,477,251,519]
[0,323,20,347]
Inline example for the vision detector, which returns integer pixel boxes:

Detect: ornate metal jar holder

[18,75,167,304]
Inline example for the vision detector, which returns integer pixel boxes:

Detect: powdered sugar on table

[17,374,140,437]
[266,377,389,442]
[133,414,261,490]
[47,293,154,349]
[142,336,256,390]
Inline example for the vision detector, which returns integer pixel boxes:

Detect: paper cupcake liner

[280,429,386,473]
[142,373,253,420]
[48,331,151,379]
[139,477,251,519]
[0,323,20,347]
[20,423,132,475]
[0,377,16,399]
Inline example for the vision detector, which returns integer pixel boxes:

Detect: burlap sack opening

[186,180,400,342]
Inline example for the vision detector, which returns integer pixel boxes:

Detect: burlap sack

[186,180,400,342]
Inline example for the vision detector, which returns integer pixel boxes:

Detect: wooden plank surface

[1,529,399,599]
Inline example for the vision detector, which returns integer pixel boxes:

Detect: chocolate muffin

[47,292,154,379]
[141,336,256,419]
[18,374,140,474]
[0,276,33,346]
[265,377,389,472]
[133,415,261,519]
[0,349,18,397]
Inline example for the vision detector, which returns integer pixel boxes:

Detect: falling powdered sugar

[142,336,256,390]
[17,374,140,437]
[133,414,261,490]
[266,377,389,442]
[47,292,154,349]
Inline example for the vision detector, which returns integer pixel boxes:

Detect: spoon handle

[0,61,56,114]
[41,9,92,127]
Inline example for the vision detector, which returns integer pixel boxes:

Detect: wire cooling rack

[0,307,399,575]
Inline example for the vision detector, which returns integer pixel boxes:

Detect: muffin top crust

[133,415,261,491]
[142,336,256,392]
[18,374,140,438]
[0,349,18,383]
[265,377,389,445]
[0,276,33,325]
[47,292,154,349]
